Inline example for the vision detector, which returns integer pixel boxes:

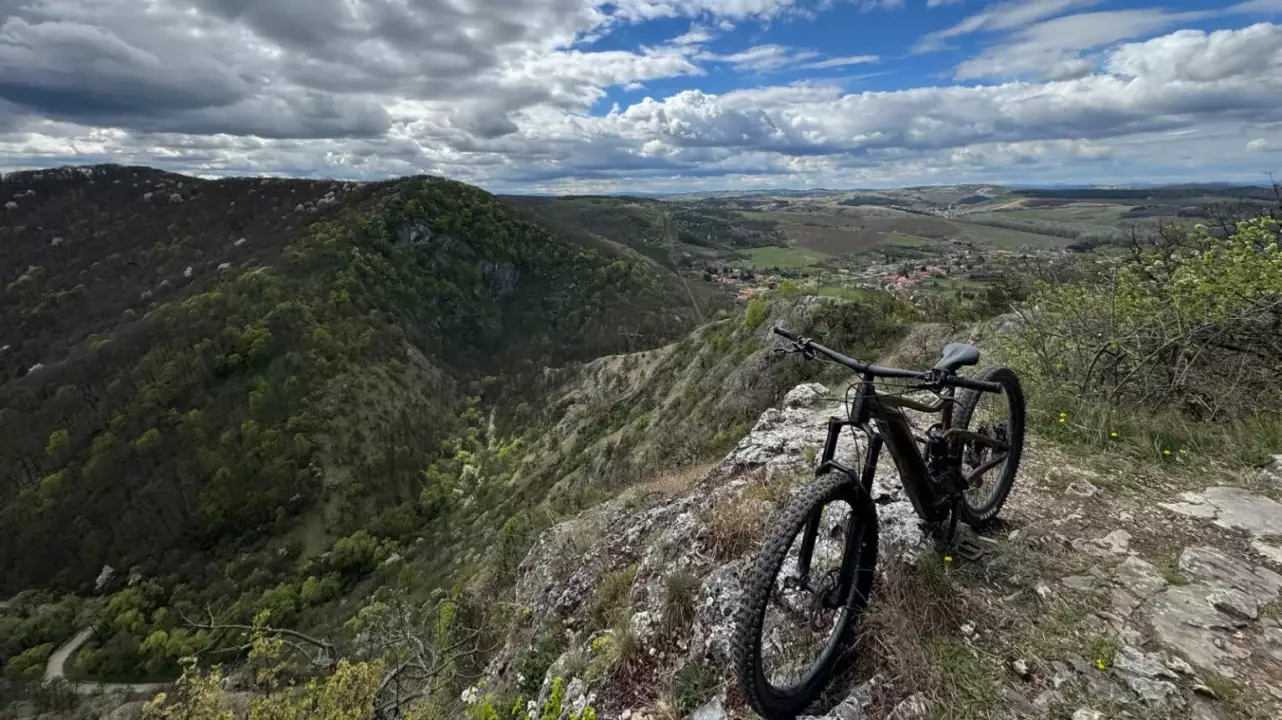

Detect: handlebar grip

[773,326,800,342]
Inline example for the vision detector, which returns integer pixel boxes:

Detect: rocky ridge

[486,383,1282,719]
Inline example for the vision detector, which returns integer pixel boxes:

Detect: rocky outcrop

[492,371,1282,719]
[492,384,927,718]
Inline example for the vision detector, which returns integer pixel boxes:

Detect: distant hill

[0,165,705,592]
[504,195,787,267]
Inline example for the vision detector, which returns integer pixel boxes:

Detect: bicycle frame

[816,379,951,524]
[795,375,1009,604]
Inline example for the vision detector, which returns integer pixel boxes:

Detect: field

[736,208,1062,257]
[882,233,930,247]
[779,224,885,255]
[954,221,1070,249]
[919,276,988,294]
[744,245,829,268]
[816,286,878,302]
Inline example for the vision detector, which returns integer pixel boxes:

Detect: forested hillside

[505,195,786,269]
[0,166,703,594]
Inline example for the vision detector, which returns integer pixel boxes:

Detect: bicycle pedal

[953,539,984,561]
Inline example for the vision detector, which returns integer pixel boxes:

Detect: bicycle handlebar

[772,326,1003,393]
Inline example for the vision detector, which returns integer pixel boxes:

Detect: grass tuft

[587,565,638,631]
[706,499,767,562]
[672,660,720,714]
[661,570,700,635]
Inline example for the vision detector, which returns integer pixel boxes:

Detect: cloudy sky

[1,0,1281,192]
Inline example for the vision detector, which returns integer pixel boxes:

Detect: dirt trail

[45,627,168,697]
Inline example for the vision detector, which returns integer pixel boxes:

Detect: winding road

[44,627,168,696]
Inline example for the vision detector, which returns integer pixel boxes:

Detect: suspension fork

[795,418,881,596]
[834,433,881,605]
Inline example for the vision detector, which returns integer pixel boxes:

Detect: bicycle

[732,327,1026,719]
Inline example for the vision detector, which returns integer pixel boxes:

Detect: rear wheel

[953,366,1025,529]
[733,472,878,719]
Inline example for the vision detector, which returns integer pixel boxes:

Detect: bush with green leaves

[1004,215,1282,463]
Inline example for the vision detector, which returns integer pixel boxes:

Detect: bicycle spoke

[962,391,1013,509]
[759,498,855,690]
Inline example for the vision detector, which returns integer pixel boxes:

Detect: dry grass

[706,498,768,562]
[743,469,805,507]
[854,556,1004,719]
[647,461,716,497]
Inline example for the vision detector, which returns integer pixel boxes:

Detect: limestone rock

[1113,645,1177,680]
[1178,546,1282,601]
[1162,487,1282,538]
[1065,480,1101,497]
[94,565,115,593]
[690,694,726,720]
[1209,587,1258,621]
[1033,689,1063,711]
[1252,540,1282,566]
[1110,587,1142,616]
[1258,455,1282,488]
[1003,687,1038,716]
[1061,575,1098,591]
[1094,529,1131,555]
[783,383,830,408]
[888,692,928,720]
[1144,584,1252,677]
[1111,556,1167,599]
[800,676,875,719]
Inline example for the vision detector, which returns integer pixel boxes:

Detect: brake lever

[772,342,813,359]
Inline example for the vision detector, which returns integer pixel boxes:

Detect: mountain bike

[732,327,1026,719]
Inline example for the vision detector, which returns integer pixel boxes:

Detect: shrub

[2,643,53,681]
[327,530,392,577]
[1004,216,1282,462]
[742,297,768,331]
[517,625,566,699]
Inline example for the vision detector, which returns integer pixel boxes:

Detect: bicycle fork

[792,421,880,609]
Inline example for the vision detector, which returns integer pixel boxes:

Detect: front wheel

[733,472,879,719]
[953,366,1026,529]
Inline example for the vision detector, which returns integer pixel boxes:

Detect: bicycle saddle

[933,343,980,372]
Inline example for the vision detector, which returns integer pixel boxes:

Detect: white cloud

[671,26,714,45]
[1230,0,1282,13]
[860,0,904,10]
[1106,23,1282,82]
[802,54,879,69]
[1246,138,1269,152]
[953,9,1209,80]
[914,0,1102,52]
[705,44,818,70]
[1,3,1281,192]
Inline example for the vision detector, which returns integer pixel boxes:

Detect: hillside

[2,170,1279,720]
[505,196,787,268]
[0,165,706,594]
